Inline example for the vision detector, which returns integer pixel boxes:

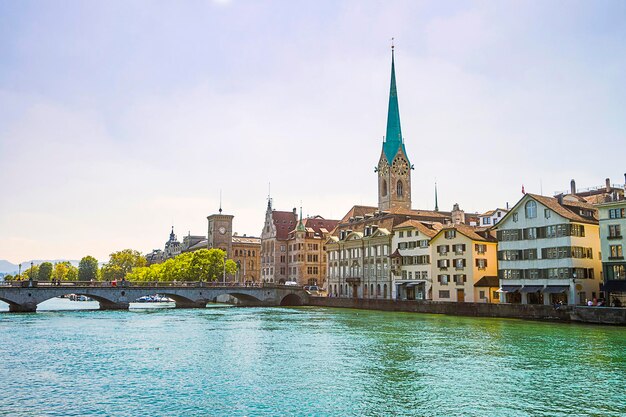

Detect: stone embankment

[308,297,626,325]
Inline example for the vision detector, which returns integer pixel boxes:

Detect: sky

[1,0,625,263]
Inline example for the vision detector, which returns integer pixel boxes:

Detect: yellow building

[232,234,261,284]
[430,224,499,303]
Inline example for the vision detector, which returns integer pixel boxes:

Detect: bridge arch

[225,292,264,306]
[280,293,303,306]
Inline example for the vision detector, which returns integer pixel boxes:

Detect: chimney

[606,178,611,192]
[570,179,576,195]
[557,194,563,205]
[506,202,509,210]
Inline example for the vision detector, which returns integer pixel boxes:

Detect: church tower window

[397,180,403,197]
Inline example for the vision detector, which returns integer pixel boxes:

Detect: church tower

[376,45,412,212]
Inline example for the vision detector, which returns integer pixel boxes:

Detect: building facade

[430,224,498,303]
[207,210,234,257]
[232,234,261,284]
[287,214,338,287]
[260,201,297,283]
[598,197,626,305]
[391,220,438,300]
[495,193,602,306]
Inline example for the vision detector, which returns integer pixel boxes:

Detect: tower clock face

[378,160,389,176]
[219,226,226,235]
[392,157,409,176]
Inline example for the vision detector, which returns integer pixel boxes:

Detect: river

[0,298,625,416]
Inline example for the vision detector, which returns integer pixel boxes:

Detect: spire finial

[219,189,222,214]
[434,182,439,212]
[391,37,395,51]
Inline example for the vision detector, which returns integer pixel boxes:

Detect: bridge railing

[0,280,304,290]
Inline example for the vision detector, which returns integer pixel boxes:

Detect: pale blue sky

[1,0,625,263]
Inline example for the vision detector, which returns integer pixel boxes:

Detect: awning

[474,276,499,288]
[500,285,521,293]
[601,281,626,292]
[520,286,544,293]
[542,285,570,294]
[403,282,424,288]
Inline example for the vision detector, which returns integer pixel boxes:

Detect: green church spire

[382,44,409,164]
[296,206,306,232]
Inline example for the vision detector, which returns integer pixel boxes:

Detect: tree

[38,262,53,281]
[23,264,39,280]
[100,249,146,281]
[4,274,14,281]
[51,262,79,281]
[78,256,99,281]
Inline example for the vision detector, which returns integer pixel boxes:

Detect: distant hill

[0,259,80,274]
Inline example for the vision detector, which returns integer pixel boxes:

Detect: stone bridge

[0,281,309,313]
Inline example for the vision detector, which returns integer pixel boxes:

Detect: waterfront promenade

[0,281,308,312]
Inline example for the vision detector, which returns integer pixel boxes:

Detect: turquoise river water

[0,298,625,417]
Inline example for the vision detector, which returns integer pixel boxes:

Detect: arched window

[381,179,388,197]
[364,285,368,297]
[397,180,403,197]
[383,284,388,299]
[370,284,374,298]
[377,284,381,297]
[525,200,537,219]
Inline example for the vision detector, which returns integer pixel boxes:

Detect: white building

[478,208,509,228]
[495,193,602,306]
[597,197,626,305]
[391,220,439,300]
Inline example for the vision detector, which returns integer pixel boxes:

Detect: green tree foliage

[38,262,53,281]
[4,274,14,281]
[23,264,39,280]
[51,262,79,281]
[125,249,237,282]
[100,249,146,281]
[78,256,99,281]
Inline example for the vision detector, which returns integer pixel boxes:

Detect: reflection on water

[0,301,625,416]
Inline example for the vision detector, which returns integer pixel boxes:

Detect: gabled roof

[394,220,440,238]
[430,223,496,243]
[494,193,598,227]
[340,205,378,223]
[271,210,298,240]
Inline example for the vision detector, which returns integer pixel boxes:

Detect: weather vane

[391,37,395,50]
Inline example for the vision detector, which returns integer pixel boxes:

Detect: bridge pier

[9,303,37,313]
[99,301,130,311]
[174,300,207,309]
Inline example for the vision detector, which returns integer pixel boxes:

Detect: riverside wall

[307,297,626,325]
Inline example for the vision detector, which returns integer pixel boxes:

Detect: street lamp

[29,261,34,287]
[223,254,227,285]
[18,264,21,281]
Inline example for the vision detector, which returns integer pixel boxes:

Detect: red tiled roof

[302,217,340,235]
[272,210,297,240]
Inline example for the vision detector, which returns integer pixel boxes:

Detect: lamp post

[29,261,34,287]
[223,254,227,285]
[18,264,21,281]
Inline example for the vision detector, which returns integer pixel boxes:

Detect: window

[381,179,387,197]
[399,231,404,238]
[475,244,487,254]
[525,200,537,219]
[453,274,466,285]
[613,265,626,280]
[454,244,466,254]
[438,259,450,269]
[454,258,466,269]
[419,240,429,248]
[512,213,519,222]
[497,229,520,241]
[402,270,407,279]
[438,275,449,285]
[479,290,486,299]
[407,230,412,237]
[476,258,487,270]
[610,245,623,259]
[439,290,450,298]
[483,217,491,225]
[397,180,403,197]
[609,225,622,238]
[445,230,456,239]
[437,245,449,255]
[492,290,499,300]
[609,208,625,219]
[523,227,537,239]
[544,209,551,219]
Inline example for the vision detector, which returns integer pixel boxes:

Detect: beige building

[430,224,498,303]
[232,234,261,284]
[287,214,338,287]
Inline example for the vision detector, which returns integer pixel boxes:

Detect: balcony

[607,235,623,240]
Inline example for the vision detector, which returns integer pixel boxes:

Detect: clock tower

[376,45,412,212]
[207,207,234,257]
